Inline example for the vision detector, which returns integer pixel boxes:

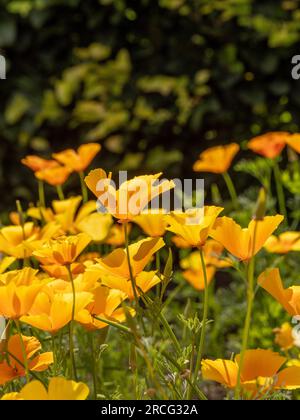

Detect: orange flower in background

[77,286,131,330]
[36,165,72,186]
[166,207,223,249]
[53,143,101,173]
[0,335,53,385]
[133,209,167,237]
[171,235,191,249]
[180,240,231,290]
[21,156,57,173]
[87,237,164,298]
[1,377,89,400]
[32,233,91,266]
[210,215,284,261]
[258,268,300,316]
[105,223,131,247]
[264,231,300,254]
[85,169,175,221]
[21,290,93,333]
[285,133,300,154]
[247,132,290,159]
[202,349,300,396]
[193,143,239,174]
[274,323,296,351]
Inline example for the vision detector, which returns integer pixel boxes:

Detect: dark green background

[1,0,300,210]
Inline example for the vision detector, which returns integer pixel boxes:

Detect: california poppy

[258,268,300,316]
[1,377,89,400]
[264,231,300,254]
[53,143,101,173]
[166,207,223,249]
[210,215,284,261]
[274,323,295,351]
[0,335,53,385]
[247,132,290,159]
[85,169,175,221]
[193,143,239,174]
[36,165,72,187]
[133,209,167,237]
[21,156,57,173]
[202,349,300,397]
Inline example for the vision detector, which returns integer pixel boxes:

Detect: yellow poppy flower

[85,169,175,221]
[21,156,57,173]
[0,334,53,385]
[264,231,300,254]
[77,285,131,330]
[87,237,164,298]
[53,143,101,172]
[210,215,284,261]
[1,377,89,400]
[21,290,93,333]
[0,221,61,259]
[166,207,223,249]
[247,132,290,159]
[258,268,300,316]
[133,209,167,237]
[274,323,295,351]
[193,143,239,174]
[0,268,48,319]
[32,233,91,266]
[105,223,131,247]
[202,349,300,398]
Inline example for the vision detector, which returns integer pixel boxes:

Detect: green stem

[15,320,30,383]
[222,171,239,209]
[79,171,88,203]
[56,185,65,200]
[234,258,255,399]
[124,222,139,303]
[159,311,181,354]
[38,179,46,208]
[67,265,77,381]
[93,315,132,335]
[90,334,97,400]
[273,161,287,221]
[193,248,209,388]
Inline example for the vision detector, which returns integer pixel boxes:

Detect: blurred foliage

[1,0,300,208]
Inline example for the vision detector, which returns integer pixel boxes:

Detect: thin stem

[159,312,181,354]
[38,179,46,208]
[79,171,88,203]
[93,315,132,334]
[124,222,139,303]
[15,320,30,383]
[222,171,239,209]
[193,248,209,389]
[67,265,77,381]
[273,161,287,221]
[234,258,255,399]
[56,185,65,200]
[90,334,97,400]
[234,219,258,399]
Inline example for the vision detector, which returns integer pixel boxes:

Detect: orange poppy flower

[247,132,290,159]
[32,233,92,266]
[166,207,223,249]
[0,335,53,385]
[133,209,167,237]
[258,268,300,316]
[274,323,295,351]
[21,156,57,173]
[53,143,101,172]
[193,143,239,174]
[85,169,175,221]
[202,349,300,397]
[1,377,89,400]
[264,231,300,254]
[36,164,72,187]
[210,215,284,261]
[285,133,300,154]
